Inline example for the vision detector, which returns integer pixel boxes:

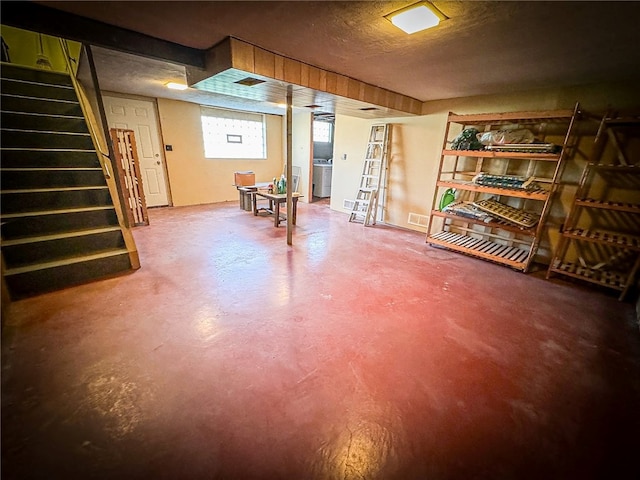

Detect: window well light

[166,82,188,90]
[384,1,447,34]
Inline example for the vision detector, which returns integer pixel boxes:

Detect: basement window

[201,106,266,159]
[313,120,332,143]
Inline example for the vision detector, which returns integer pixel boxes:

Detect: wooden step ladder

[348,124,391,226]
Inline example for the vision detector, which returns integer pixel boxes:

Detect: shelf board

[587,163,640,173]
[431,210,537,236]
[427,231,530,270]
[604,117,640,127]
[575,198,640,214]
[549,261,628,291]
[562,228,640,251]
[448,109,575,125]
[442,149,561,161]
[437,180,549,200]
[444,172,554,185]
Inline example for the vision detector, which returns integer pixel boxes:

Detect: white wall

[329,115,372,213]
[330,114,446,226]
[292,111,312,202]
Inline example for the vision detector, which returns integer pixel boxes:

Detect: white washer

[313,164,332,197]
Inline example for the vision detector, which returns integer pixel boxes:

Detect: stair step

[1,204,115,220]
[1,111,88,133]
[1,94,83,116]
[1,128,94,149]
[2,185,109,194]
[2,228,126,269]
[1,186,113,214]
[1,167,102,171]
[1,78,77,101]
[0,63,74,86]
[4,249,132,300]
[0,149,102,168]
[2,226,122,246]
[1,167,105,190]
[1,206,119,239]
[4,249,130,276]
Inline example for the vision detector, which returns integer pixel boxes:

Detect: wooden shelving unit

[547,114,640,299]
[426,104,580,272]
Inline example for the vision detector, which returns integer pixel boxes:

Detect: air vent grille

[235,77,266,87]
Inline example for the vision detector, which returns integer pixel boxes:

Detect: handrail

[56,37,134,230]
[57,38,112,176]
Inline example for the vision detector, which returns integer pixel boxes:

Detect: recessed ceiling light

[276,103,287,108]
[384,1,447,34]
[166,82,188,90]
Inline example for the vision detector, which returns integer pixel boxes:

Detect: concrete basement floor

[2,201,640,480]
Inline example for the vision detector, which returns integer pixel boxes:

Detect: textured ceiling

[35,1,640,106]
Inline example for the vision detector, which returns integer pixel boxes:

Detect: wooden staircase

[1,63,136,299]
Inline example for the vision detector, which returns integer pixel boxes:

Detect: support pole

[286,85,293,245]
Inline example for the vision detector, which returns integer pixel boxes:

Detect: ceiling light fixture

[384,1,447,34]
[166,82,188,90]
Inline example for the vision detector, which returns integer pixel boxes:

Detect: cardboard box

[234,171,255,186]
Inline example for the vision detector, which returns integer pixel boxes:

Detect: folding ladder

[348,124,391,226]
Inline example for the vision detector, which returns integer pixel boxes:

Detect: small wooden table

[253,191,302,227]
[237,186,256,211]
[236,182,270,210]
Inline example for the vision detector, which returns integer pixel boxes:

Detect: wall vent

[343,199,355,211]
[407,212,429,230]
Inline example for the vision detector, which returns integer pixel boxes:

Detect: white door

[103,96,169,207]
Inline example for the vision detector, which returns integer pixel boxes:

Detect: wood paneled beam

[186,37,422,116]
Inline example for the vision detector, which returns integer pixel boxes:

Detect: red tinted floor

[2,201,640,480]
